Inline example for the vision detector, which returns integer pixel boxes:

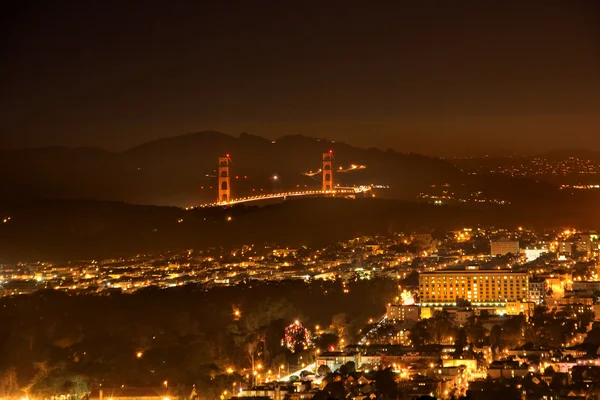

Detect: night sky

[1,1,599,154]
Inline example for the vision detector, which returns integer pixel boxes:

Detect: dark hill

[0,196,475,261]
[2,194,600,262]
[0,132,463,206]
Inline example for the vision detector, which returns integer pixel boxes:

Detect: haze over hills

[0,131,462,206]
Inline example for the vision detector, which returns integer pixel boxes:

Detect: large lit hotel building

[419,266,529,307]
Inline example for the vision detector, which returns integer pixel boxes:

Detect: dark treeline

[0,278,397,398]
[3,195,600,262]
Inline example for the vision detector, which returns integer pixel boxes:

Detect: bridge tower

[218,154,231,203]
[322,150,333,191]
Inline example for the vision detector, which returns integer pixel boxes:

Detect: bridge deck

[189,187,372,209]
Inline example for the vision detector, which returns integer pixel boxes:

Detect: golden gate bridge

[191,150,374,208]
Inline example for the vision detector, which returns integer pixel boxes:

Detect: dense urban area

[3,226,600,400]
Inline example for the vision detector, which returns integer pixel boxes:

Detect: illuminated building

[577,233,598,254]
[558,241,574,255]
[559,295,594,313]
[528,278,546,304]
[442,358,477,373]
[487,361,531,379]
[572,281,600,294]
[523,248,548,262]
[387,304,419,322]
[419,266,529,306]
[490,239,519,256]
[387,290,419,321]
[316,351,359,372]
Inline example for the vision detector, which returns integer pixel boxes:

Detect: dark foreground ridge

[1,195,600,262]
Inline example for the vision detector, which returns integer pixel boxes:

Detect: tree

[401,271,419,287]
[585,324,600,345]
[465,317,488,345]
[410,319,433,346]
[317,365,332,377]
[323,381,346,400]
[544,366,555,375]
[315,333,339,351]
[282,321,311,353]
[490,324,503,348]
[64,375,88,400]
[312,390,329,400]
[430,311,456,344]
[244,340,259,374]
[331,313,349,342]
[345,361,356,374]
[0,278,402,392]
[374,368,398,400]
[455,328,468,354]
[0,368,18,398]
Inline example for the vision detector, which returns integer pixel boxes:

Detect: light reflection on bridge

[189,186,373,209]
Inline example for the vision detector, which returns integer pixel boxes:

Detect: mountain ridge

[0,131,463,206]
